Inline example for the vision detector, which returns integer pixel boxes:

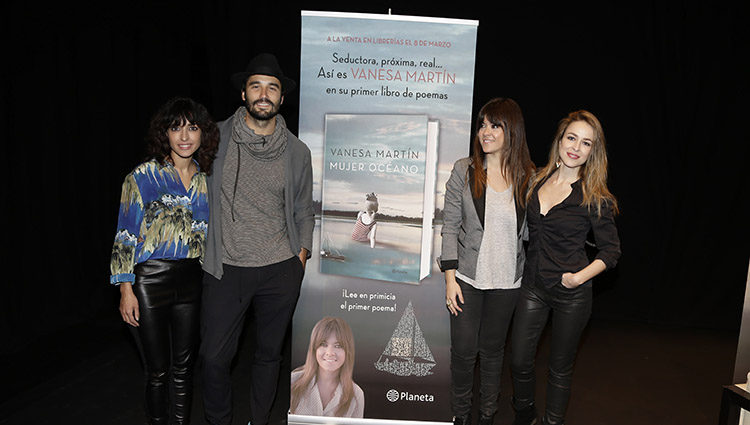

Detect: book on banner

[319,113,439,284]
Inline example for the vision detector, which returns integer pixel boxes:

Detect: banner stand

[292,10,477,423]
[731,261,750,425]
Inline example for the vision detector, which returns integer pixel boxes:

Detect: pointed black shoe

[541,415,564,425]
[453,414,471,425]
[478,414,495,425]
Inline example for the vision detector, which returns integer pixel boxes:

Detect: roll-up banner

[734,260,750,384]
[734,260,750,424]
[291,11,477,424]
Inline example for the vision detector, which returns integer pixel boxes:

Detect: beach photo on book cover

[319,114,438,284]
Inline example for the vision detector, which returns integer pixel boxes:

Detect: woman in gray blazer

[439,98,535,425]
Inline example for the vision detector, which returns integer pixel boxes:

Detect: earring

[555,160,560,168]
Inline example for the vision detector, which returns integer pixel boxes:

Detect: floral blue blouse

[110,159,209,284]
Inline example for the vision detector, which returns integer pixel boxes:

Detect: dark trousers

[132,258,202,425]
[510,283,592,425]
[450,279,520,418]
[200,257,303,425]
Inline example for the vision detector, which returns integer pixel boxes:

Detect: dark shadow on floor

[0,315,739,425]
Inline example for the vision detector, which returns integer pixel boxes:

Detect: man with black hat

[200,53,314,425]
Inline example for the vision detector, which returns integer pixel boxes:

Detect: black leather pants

[510,283,592,425]
[133,258,202,425]
[450,279,520,418]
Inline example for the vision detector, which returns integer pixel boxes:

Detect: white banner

[292,11,478,423]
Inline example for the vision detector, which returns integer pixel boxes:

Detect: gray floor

[0,318,739,425]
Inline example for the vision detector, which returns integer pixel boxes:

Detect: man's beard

[246,97,280,121]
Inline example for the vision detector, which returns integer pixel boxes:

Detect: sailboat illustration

[320,232,345,261]
[374,301,436,377]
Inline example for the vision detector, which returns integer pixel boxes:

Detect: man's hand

[298,248,309,270]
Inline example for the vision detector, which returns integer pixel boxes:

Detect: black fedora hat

[230,53,296,93]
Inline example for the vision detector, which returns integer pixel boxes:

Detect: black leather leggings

[450,279,520,418]
[510,283,592,425]
[133,258,202,425]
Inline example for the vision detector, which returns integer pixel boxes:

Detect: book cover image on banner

[319,113,438,284]
[293,10,477,423]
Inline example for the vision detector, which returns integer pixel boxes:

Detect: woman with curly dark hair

[110,97,219,424]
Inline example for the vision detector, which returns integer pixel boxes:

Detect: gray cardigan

[439,157,526,282]
[202,114,315,279]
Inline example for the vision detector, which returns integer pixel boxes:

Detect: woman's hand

[445,271,464,316]
[119,283,140,327]
[561,260,607,289]
[561,272,581,288]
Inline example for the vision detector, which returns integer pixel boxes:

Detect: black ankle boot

[541,414,564,425]
[453,413,471,425]
[512,404,537,425]
[478,414,495,425]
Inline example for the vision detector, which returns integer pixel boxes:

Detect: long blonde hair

[528,110,618,216]
[290,317,356,416]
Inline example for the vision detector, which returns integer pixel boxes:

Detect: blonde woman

[510,110,621,425]
[290,317,364,418]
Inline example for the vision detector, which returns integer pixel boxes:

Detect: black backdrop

[3,1,748,361]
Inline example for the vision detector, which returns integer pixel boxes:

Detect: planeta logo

[386,389,435,403]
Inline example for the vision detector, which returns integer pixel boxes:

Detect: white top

[456,185,519,289]
[290,370,365,418]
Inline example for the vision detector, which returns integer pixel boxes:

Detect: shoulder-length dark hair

[527,110,618,216]
[470,97,535,207]
[145,97,220,175]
